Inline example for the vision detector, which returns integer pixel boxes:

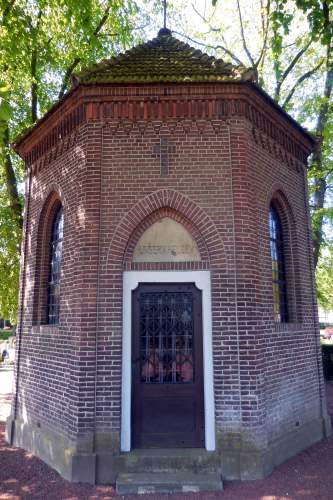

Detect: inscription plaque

[133,218,201,262]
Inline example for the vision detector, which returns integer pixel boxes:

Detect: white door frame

[121,270,215,451]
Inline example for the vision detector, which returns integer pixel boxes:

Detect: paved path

[0,363,13,422]
[0,379,332,499]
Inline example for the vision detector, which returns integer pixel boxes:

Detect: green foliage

[0,81,12,145]
[295,0,333,45]
[271,2,293,34]
[1,0,333,321]
[206,0,332,275]
[0,189,21,322]
[0,0,138,130]
[316,244,333,311]
[0,328,13,341]
[270,1,294,81]
[0,0,139,322]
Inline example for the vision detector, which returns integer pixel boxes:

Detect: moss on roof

[72,28,255,86]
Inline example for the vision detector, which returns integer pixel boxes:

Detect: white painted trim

[121,270,215,451]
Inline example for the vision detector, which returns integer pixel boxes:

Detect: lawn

[0,330,13,342]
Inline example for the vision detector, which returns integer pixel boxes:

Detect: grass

[0,329,13,341]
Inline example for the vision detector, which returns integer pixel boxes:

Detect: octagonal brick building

[6,28,331,490]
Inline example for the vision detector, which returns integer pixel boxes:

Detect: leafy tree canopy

[166,0,333,308]
[317,244,333,312]
[0,0,141,322]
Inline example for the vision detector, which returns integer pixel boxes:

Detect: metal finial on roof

[158,1,171,37]
[163,0,167,29]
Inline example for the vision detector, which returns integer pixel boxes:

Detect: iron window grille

[139,291,194,384]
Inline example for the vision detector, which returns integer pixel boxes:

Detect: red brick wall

[245,119,325,444]
[13,82,324,453]
[14,126,92,439]
[95,118,234,435]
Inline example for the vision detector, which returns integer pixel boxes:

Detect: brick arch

[267,186,296,229]
[267,187,302,322]
[32,190,63,325]
[37,189,64,231]
[107,189,226,271]
[123,207,210,267]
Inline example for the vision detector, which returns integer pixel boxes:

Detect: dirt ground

[0,378,333,500]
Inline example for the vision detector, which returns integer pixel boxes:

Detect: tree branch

[282,61,324,109]
[173,31,244,66]
[316,51,333,135]
[275,38,313,100]
[236,0,255,66]
[189,5,246,65]
[255,0,270,69]
[312,175,327,268]
[190,4,230,46]
[2,127,22,228]
[93,5,110,36]
[28,9,42,123]
[99,24,150,38]
[31,49,38,123]
[58,5,111,99]
[311,1,333,267]
[2,0,16,19]
[58,58,81,99]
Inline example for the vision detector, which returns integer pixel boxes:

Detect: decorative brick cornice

[20,86,312,169]
[24,105,84,168]
[247,105,307,165]
[30,129,80,174]
[251,127,304,172]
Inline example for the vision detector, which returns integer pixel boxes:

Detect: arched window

[47,206,64,324]
[269,205,288,322]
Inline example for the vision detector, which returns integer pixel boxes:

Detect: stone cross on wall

[153,137,173,176]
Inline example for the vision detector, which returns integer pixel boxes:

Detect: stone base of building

[6,417,96,484]
[218,414,332,480]
[6,414,331,485]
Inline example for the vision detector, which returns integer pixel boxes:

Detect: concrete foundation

[7,414,331,485]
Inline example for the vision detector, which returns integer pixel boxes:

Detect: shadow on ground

[0,384,333,499]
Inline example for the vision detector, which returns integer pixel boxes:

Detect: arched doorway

[120,215,215,451]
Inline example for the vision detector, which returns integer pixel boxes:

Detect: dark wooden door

[131,283,205,448]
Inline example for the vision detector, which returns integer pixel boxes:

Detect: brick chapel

[6,28,331,492]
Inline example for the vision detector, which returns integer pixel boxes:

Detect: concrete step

[116,472,223,495]
[120,448,220,473]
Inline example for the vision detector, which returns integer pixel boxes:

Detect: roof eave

[246,81,316,149]
[13,79,316,162]
[13,86,78,156]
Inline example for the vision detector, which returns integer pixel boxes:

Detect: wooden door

[131,282,205,448]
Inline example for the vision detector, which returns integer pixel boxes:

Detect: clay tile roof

[72,28,256,86]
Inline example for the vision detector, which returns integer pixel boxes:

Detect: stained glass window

[269,206,288,322]
[47,206,64,324]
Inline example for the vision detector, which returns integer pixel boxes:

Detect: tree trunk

[31,49,38,123]
[311,40,333,268]
[2,127,22,228]
[311,147,327,269]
